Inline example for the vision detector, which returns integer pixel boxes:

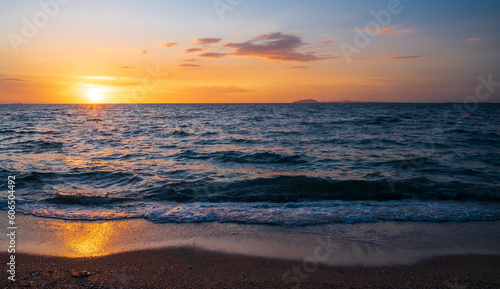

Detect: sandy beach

[2,249,500,288]
[2,215,500,288]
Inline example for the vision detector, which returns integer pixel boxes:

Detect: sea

[1,103,499,227]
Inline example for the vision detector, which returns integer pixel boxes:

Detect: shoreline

[6,215,500,265]
[2,215,500,287]
[2,248,500,288]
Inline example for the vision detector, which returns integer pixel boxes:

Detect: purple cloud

[180,64,201,67]
[184,48,204,53]
[320,37,333,46]
[158,41,178,48]
[385,56,422,60]
[0,77,26,82]
[285,66,307,70]
[199,52,227,59]
[223,32,332,63]
[195,38,222,45]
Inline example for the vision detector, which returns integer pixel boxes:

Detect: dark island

[293,99,365,104]
[293,99,320,103]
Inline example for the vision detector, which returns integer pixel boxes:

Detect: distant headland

[292,99,319,103]
[293,99,364,104]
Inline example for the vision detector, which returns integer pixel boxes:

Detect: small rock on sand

[70,270,91,278]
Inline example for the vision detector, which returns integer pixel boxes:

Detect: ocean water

[1,103,499,226]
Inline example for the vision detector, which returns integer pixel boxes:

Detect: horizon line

[1,102,500,105]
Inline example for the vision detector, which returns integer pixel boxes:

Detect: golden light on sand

[57,222,116,257]
[87,88,103,103]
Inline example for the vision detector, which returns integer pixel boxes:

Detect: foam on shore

[5,214,500,266]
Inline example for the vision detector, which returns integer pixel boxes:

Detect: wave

[15,140,64,152]
[2,103,499,227]
[15,171,143,190]
[215,151,306,164]
[15,200,500,226]
[46,193,132,205]
[173,150,307,165]
[11,174,500,203]
[146,176,500,202]
[171,130,190,137]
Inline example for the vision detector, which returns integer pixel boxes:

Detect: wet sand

[2,248,500,288]
[2,215,500,288]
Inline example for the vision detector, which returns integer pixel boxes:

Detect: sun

[87,89,103,103]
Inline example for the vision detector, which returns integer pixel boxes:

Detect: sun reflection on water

[55,221,125,257]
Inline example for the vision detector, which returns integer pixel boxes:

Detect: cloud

[135,49,148,56]
[199,52,227,59]
[385,56,422,60]
[223,32,332,62]
[102,47,149,56]
[81,76,119,80]
[285,66,307,70]
[70,76,144,87]
[0,77,26,82]
[184,48,204,53]
[158,41,178,48]
[467,38,482,42]
[320,37,333,46]
[362,26,410,35]
[195,38,222,45]
[379,27,409,34]
[118,66,132,69]
[182,59,197,62]
[180,64,201,67]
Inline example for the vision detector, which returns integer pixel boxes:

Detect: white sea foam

[16,200,500,226]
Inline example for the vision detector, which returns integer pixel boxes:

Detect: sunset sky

[1,0,499,103]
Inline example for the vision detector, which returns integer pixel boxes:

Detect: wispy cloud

[184,48,204,53]
[379,27,410,34]
[467,38,482,42]
[285,66,307,70]
[199,52,227,59]
[118,66,133,69]
[320,37,333,46]
[180,64,201,67]
[385,56,422,60]
[158,41,178,48]
[101,47,149,56]
[135,49,148,56]
[195,38,222,45]
[189,85,251,95]
[182,59,197,62]
[362,26,410,35]
[0,77,27,82]
[223,32,332,63]
[80,76,120,80]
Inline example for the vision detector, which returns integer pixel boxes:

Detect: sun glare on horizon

[87,89,103,103]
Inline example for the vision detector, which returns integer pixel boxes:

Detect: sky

[1,0,500,103]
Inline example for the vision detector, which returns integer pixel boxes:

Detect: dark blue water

[1,103,499,226]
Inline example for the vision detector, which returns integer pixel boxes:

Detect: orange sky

[1,0,499,103]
